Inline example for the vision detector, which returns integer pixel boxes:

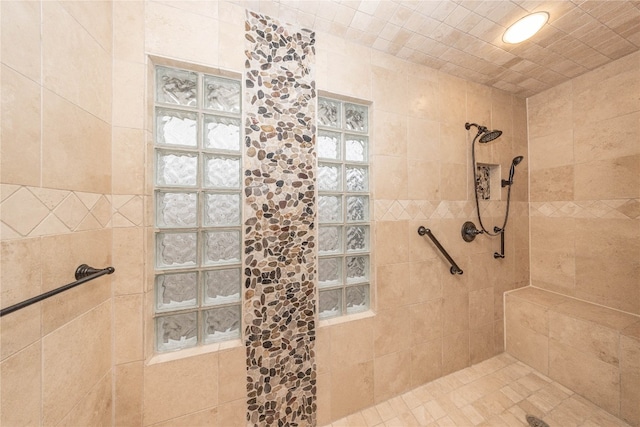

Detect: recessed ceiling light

[502,12,549,44]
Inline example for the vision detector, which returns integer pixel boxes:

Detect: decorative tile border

[244,11,317,426]
[374,199,640,221]
[374,200,530,221]
[0,185,124,240]
[111,195,144,227]
[530,199,640,219]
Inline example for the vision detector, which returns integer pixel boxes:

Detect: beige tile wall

[0,1,113,426]
[111,0,149,425]
[314,28,529,426]
[115,1,249,425]
[527,51,640,315]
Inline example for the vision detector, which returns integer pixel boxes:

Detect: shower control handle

[461,221,483,242]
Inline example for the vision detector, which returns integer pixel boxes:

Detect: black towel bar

[417,226,463,275]
[0,264,115,317]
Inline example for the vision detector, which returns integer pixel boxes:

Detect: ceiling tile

[332,2,356,25]
[357,0,379,15]
[351,10,374,31]
[551,7,593,33]
[444,5,473,27]
[391,27,413,45]
[374,1,399,20]
[241,0,640,97]
[379,21,401,40]
[315,2,338,20]
[389,4,414,26]
[430,1,459,21]
[456,10,485,33]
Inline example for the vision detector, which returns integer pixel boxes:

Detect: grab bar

[0,264,115,317]
[417,226,463,275]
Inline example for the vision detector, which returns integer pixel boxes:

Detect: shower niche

[475,163,502,200]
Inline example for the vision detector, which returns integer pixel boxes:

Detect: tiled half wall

[505,287,640,426]
[244,11,317,426]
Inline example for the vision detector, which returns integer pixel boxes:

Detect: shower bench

[504,286,640,427]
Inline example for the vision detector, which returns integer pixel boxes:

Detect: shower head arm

[465,122,488,133]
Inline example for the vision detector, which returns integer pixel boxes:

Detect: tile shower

[0,2,637,427]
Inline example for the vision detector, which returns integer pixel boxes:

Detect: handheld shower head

[512,155,524,167]
[502,155,525,187]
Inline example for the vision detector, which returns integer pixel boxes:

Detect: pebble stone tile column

[243,10,318,426]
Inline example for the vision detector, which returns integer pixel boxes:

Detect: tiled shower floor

[322,353,631,427]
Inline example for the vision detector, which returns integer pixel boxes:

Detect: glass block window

[154,65,242,352]
[317,97,371,320]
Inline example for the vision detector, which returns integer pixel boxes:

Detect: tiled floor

[322,353,631,427]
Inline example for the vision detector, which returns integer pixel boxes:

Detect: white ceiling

[236,0,640,97]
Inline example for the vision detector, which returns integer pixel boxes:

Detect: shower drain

[526,414,550,427]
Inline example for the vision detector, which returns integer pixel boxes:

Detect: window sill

[318,309,376,328]
[146,310,377,364]
[147,338,243,366]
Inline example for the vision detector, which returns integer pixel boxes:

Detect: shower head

[512,156,524,167]
[479,129,503,143]
[465,122,502,143]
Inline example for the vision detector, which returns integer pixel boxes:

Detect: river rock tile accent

[244,10,317,426]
